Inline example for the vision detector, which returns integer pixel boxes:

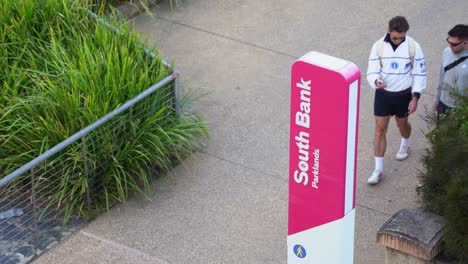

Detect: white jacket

[367,35,426,93]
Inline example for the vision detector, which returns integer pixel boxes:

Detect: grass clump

[0,0,208,221]
[88,0,182,12]
[418,93,468,262]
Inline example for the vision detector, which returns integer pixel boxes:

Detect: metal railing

[0,71,179,261]
[0,10,180,262]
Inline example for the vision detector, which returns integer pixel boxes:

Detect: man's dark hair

[448,24,468,40]
[388,16,409,33]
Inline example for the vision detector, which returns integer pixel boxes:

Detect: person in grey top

[434,24,468,114]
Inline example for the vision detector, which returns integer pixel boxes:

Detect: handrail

[1,9,178,188]
[0,73,177,188]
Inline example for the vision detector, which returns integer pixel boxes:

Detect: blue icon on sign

[293,244,307,258]
[391,62,399,69]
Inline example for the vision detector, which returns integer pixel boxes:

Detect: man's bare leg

[374,116,391,157]
[395,116,411,160]
[368,116,391,184]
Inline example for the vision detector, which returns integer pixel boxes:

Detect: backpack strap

[407,37,415,67]
[444,56,468,72]
[377,39,384,67]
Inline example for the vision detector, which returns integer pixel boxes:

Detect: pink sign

[288,52,360,263]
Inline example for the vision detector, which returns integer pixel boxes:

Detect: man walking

[434,24,468,117]
[366,16,427,185]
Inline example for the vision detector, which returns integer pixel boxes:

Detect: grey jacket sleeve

[436,63,444,101]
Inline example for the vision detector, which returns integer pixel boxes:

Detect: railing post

[82,137,91,211]
[30,168,38,226]
[129,105,134,120]
[174,73,180,114]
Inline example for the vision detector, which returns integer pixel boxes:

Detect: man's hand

[375,79,387,89]
[408,97,418,114]
[433,100,439,112]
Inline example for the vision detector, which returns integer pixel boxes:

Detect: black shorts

[374,87,412,118]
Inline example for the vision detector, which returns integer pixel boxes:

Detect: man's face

[446,36,467,54]
[389,31,406,45]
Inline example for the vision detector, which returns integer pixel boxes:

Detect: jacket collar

[384,33,406,51]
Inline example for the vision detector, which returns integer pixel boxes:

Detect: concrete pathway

[33,0,468,263]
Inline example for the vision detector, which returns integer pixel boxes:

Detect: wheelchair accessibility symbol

[293,244,307,258]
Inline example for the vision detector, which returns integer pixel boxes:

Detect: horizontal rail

[0,73,178,188]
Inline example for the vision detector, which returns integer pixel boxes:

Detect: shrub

[0,0,207,221]
[418,93,468,261]
[87,0,182,12]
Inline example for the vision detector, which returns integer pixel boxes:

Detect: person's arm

[411,42,427,95]
[455,54,468,97]
[408,42,426,114]
[434,63,445,111]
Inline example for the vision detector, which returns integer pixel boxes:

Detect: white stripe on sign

[345,80,358,214]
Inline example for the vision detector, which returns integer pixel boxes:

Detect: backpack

[377,37,415,68]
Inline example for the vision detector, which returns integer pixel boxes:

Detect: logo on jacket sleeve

[420,61,426,73]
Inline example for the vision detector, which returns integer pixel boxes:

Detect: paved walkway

[33,0,467,263]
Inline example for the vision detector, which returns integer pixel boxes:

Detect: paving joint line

[355,203,390,217]
[156,16,298,59]
[80,230,171,264]
[202,151,392,217]
[199,150,287,182]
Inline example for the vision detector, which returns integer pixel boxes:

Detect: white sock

[375,157,384,172]
[401,137,410,148]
